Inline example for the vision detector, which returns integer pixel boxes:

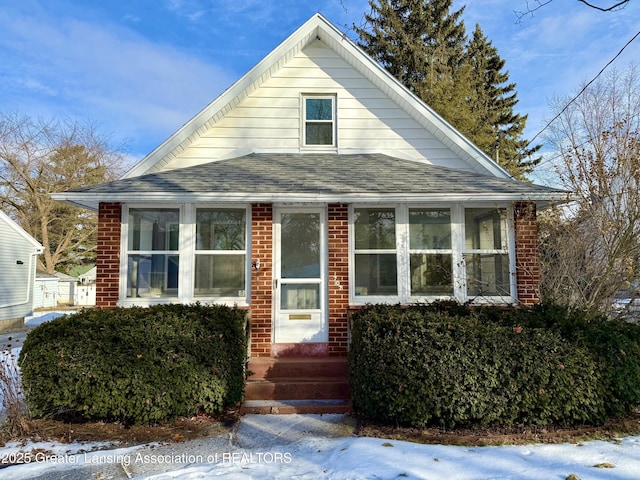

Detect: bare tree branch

[539,66,640,317]
[515,0,630,22]
[578,0,630,11]
[0,112,126,274]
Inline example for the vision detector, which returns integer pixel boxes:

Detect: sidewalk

[0,414,357,480]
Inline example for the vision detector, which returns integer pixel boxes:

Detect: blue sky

[1,0,639,173]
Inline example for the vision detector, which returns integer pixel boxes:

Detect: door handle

[274,279,278,289]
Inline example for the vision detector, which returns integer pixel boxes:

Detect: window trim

[352,206,399,301]
[192,206,249,302]
[121,204,183,304]
[301,94,337,149]
[119,203,250,307]
[406,206,456,299]
[349,203,517,305]
[462,207,514,300]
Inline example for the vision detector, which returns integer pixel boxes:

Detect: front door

[274,208,327,343]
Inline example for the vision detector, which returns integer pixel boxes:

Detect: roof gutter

[52,191,571,211]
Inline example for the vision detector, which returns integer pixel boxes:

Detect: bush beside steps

[18,303,247,425]
[349,303,640,429]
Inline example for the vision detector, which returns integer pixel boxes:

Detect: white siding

[162,40,470,172]
[0,216,39,321]
[33,277,59,309]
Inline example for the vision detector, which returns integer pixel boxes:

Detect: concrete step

[243,357,351,413]
[240,399,352,415]
[244,378,350,401]
[246,357,348,381]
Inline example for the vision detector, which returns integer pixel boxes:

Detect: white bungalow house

[0,211,43,331]
[53,14,565,412]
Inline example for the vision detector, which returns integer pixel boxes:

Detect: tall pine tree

[465,24,540,179]
[356,0,540,179]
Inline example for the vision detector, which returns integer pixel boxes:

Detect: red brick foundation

[96,202,122,308]
[514,201,540,306]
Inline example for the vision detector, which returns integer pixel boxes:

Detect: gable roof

[123,13,512,180]
[56,154,565,209]
[0,211,44,253]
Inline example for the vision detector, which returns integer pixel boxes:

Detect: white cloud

[0,2,236,157]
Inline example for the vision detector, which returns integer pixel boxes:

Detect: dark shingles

[68,153,563,196]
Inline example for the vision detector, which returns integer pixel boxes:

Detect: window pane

[196,209,245,250]
[281,284,320,310]
[280,213,320,278]
[355,253,397,296]
[305,98,333,120]
[409,209,451,249]
[465,208,507,250]
[305,123,333,145]
[127,254,179,298]
[464,253,510,297]
[410,254,453,295]
[354,208,396,249]
[194,254,245,297]
[128,209,179,251]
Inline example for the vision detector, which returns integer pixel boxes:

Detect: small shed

[0,211,43,331]
[54,271,77,305]
[34,270,59,309]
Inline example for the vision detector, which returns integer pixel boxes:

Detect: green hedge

[500,303,640,418]
[349,303,640,428]
[18,304,247,425]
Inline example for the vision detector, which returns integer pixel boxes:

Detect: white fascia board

[52,191,568,210]
[0,211,44,253]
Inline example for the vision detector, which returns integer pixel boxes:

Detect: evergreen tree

[356,0,475,131]
[465,24,540,179]
[356,0,540,179]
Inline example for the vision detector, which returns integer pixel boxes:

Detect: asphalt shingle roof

[69,153,562,198]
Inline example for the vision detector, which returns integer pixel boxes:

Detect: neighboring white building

[0,211,43,330]
[54,271,77,305]
[78,266,96,285]
[34,270,59,309]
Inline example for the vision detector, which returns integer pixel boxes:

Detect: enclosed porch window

[194,208,246,298]
[409,208,453,296]
[353,208,398,296]
[121,204,249,306]
[350,204,515,304]
[464,208,511,297]
[126,208,179,299]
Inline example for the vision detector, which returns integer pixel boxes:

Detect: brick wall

[96,202,122,308]
[328,203,349,355]
[514,201,540,305]
[250,204,273,357]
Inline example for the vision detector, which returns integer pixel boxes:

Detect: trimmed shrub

[516,304,640,418]
[349,304,611,428]
[18,303,246,425]
[469,303,640,418]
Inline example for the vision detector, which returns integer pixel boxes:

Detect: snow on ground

[132,435,640,480]
[1,310,73,410]
[0,431,639,479]
[24,310,74,328]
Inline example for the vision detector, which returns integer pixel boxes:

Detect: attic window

[303,95,335,146]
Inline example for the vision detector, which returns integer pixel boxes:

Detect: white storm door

[274,208,327,343]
